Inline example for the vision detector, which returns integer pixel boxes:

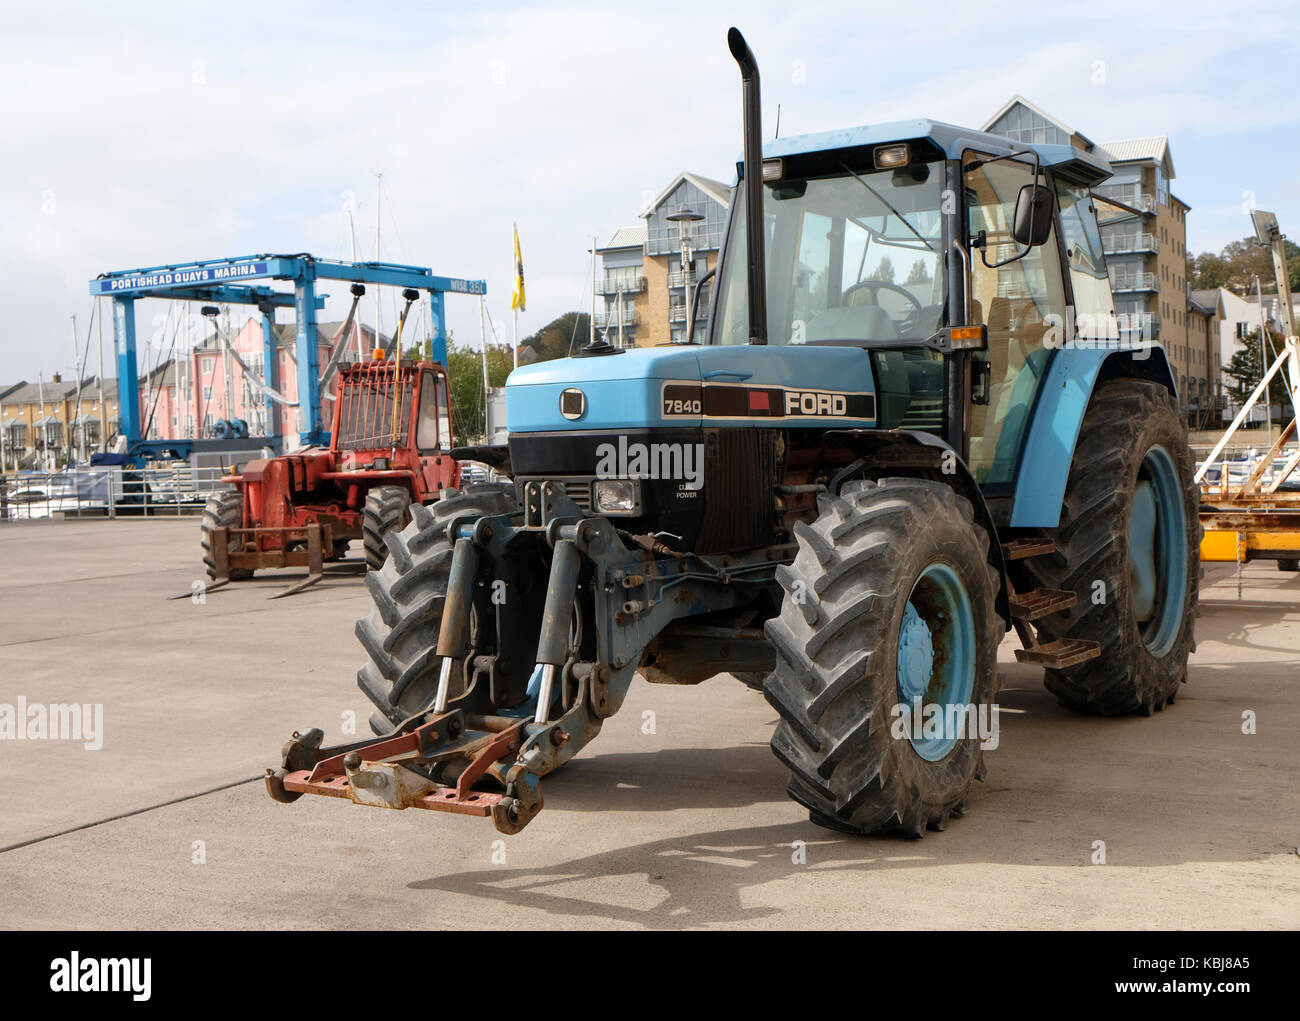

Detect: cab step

[1000,538,1057,561]
[1008,587,1077,620]
[1014,638,1102,669]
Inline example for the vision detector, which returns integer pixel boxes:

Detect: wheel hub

[897,603,934,700]
[895,562,977,762]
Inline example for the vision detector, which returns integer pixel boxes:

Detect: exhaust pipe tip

[727,27,754,70]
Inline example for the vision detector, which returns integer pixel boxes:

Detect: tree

[445,339,514,443]
[1188,235,1300,295]
[440,312,593,441]
[519,312,592,362]
[905,259,932,285]
[868,256,896,283]
[1222,327,1291,422]
[1188,251,1230,291]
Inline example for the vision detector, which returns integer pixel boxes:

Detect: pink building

[138,320,385,445]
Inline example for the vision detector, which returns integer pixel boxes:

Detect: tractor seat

[805,304,898,344]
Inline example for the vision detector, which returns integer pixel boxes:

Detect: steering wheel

[841,280,923,331]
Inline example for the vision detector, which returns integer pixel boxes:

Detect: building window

[202,357,214,374]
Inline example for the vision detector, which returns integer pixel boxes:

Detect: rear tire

[362,485,413,571]
[1017,380,1199,715]
[764,478,1002,836]
[1278,559,1299,572]
[356,484,519,734]
[200,491,253,581]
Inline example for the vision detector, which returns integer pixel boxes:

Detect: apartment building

[596,172,730,348]
[0,376,121,468]
[182,319,385,440]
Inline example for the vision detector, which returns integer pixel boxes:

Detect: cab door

[962,152,1068,488]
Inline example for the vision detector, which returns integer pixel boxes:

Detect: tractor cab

[330,357,455,475]
[710,120,1131,506]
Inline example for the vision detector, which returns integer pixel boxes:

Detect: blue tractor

[268,29,1198,836]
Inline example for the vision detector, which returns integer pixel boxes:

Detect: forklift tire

[200,491,253,582]
[764,478,1002,837]
[362,485,413,572]
[1278,559,1299,572]
[1017,379,1199,715]
[355,484,519,733]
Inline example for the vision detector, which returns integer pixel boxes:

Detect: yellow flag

[511,225,526,311]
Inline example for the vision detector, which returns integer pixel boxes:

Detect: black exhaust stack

[727,28,768,346]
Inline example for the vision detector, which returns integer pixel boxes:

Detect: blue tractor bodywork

[271,32,1189,835]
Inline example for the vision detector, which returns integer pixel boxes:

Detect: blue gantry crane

[89,254,485,461]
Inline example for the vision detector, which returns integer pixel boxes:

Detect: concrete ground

[0,518,1296,930]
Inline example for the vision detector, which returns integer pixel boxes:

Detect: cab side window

[416,371,450,452]
[964,153,1067,487]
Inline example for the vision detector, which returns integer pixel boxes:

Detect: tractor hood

[505,344,878,433]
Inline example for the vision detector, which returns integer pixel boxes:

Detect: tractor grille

[516,476,592,511]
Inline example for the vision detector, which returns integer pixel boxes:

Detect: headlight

[593,479,640,515]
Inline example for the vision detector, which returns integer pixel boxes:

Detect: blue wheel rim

[895,562,976,762]
[1129,444,1188,657]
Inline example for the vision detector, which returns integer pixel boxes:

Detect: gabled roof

[981,95,1095,149]
[275,322,389,349]
[191,321,389,352]
[642,172,731,217]
[601,225,647,250]
[1190,288,1224,315]
[1097,136,1174,177]
[0,382,25,401]
[2,380,79,405]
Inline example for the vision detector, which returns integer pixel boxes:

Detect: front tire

[362,485,413,571]
[764,478,1002,836]
[1017,380,1199,715]
[200,490,253,581]
[356,484,518,734]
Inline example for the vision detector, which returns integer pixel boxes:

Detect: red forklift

[195,355,460,597]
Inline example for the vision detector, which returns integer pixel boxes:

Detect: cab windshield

[714,161,948,346]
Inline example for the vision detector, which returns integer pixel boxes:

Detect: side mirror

[1012,184,1055,247]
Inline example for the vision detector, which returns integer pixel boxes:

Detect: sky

[2,0,1298,385]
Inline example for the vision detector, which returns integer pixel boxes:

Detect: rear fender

[1010,346,1175,528]
[825,428,1010,629]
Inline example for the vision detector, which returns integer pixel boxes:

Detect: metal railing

[1115,311,1161,339]
[1102,232,1157,255]
[667,270,696,288]
[0,465,229,521]
[593,309,639,328]
[1110,270,1159,292]
[1094,187,1157,214]
[596,275,646,295]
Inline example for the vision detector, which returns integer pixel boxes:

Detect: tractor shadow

[407,678,1295,928]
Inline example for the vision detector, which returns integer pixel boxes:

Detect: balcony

[593,309,638,328]
[1094,186,1157,214]
[596,274,646,295]
[1116,312,1161,340]
[1109,271,1159,293]
[1102,232,1157,255]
